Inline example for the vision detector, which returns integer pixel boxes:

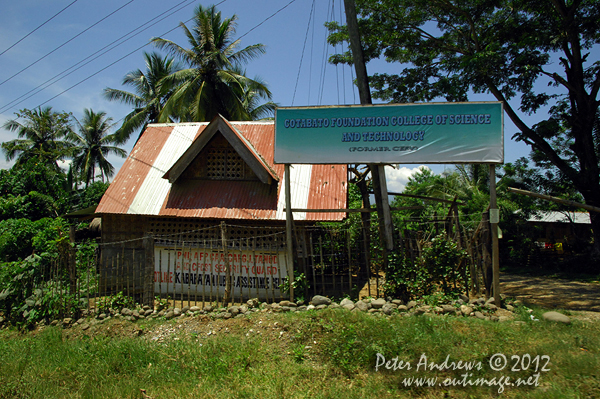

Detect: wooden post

[507,187,600,213]
[309,233,316,298]
[347,230,352,292]
[143,234,154,308]
[373,164,395,252]
[489,164,501,306]
[344,0,395,264]
[343,0,371,105]
[481,211,492,297]
[285,164,295,300]
[68,225,77,295]
[221,222,232,306]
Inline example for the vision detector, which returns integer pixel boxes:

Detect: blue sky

[0,0,536,191]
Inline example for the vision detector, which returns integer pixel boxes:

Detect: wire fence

[3,205,497,324]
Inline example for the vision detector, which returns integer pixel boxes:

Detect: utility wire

[0,0,197,114]
[339,0,346,104]
[317,1,333,104]
[31,0,306,111]
[0,0,137,87]
[308,0,315,104]
[238,0,298,40]
[292,0,316,106]
[331,0,340,105]
[35,18,194,109]
[0,0,81,57]
[14,0,230,114]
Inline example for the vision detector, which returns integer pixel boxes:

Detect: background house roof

[527,211,591,225]
[96,120,347,221]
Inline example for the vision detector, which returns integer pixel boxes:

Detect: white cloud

[0,113,16,170]
[385,165,430,193]
[56,159,72,171]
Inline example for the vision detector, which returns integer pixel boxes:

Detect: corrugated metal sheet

[223,119,279,181]
[528,211,591,224]
[96,125,173,214]
[97,119,347,221]
[160,180,278,220]
[275,164,312,221]
[128,124,199,215]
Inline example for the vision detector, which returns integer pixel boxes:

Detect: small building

[527,211,592,252]
[95,115,347,301]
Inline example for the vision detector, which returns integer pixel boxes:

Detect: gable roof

[96,120,347,222]
[163,115,277,185]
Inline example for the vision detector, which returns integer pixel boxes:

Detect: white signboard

[153,246,287,298]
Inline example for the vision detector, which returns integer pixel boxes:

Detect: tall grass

[0,309,598,398]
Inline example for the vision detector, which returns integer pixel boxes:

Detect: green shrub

[75,239,99,295]
[0,217,69,262]
[420,233,468,296]
[383,233,467,300]
[96,291,137,313]
[0,254,81,328]
[381,252,419,302]
[0,191,56,221]
[279,272,310,302]
[72,181,109,210]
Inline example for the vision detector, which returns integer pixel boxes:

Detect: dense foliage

[0,217,69,262]
[0,255,81,328]
[383,233,467,301]
[0,160,109,221]
[0,216,99,327]
[1,113,108,328]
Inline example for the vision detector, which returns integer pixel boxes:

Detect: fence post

[221,222,232,306]
[143,234,154,307]
[68,226,78,296]
[481,212,492,297]
[489,164,501,306]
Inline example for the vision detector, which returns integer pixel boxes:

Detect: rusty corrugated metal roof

[96,118,347,221]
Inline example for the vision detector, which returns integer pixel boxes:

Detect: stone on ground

[311,295,332,306]
[542,311,571,324]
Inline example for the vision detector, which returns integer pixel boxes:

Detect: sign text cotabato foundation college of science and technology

[274,102,504,165]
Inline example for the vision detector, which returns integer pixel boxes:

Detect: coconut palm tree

[151,4,272,122]
[232,66,277,120]
[103,52,182,143]
[69,109,127,187]
[1,106,73,170]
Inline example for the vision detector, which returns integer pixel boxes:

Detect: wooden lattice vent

[181,133,259,181]
[206,148,246,179]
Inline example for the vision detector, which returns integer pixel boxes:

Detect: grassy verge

[0,308,598,398]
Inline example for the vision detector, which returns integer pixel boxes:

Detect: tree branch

[485,80,580,185]
[540,69,576,92]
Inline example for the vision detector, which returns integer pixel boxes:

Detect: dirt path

[501,273,600,312]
